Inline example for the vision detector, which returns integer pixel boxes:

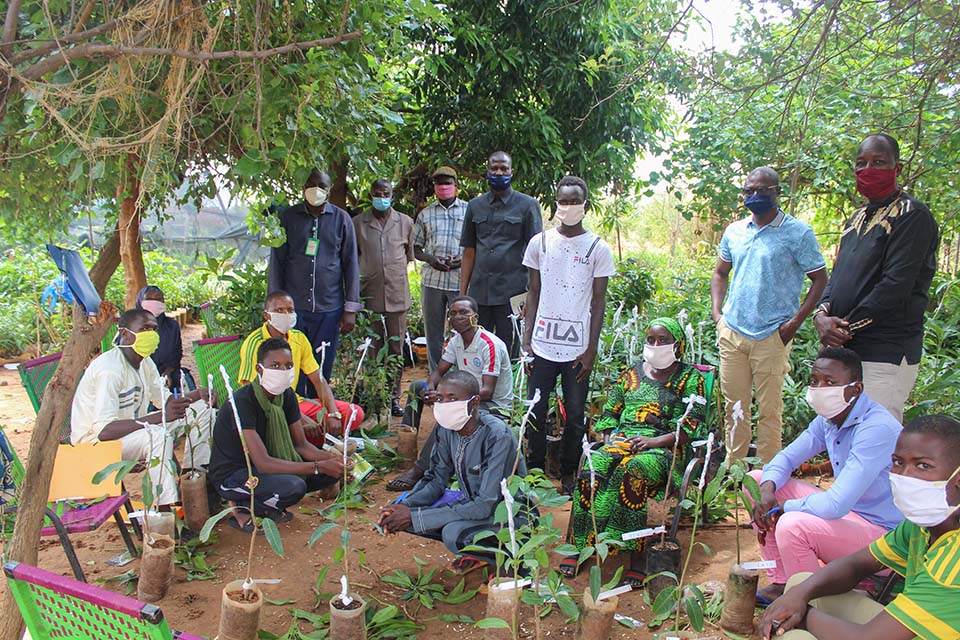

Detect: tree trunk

[0,233,121,640]
[329,154,350,210]
[118,153,146,309]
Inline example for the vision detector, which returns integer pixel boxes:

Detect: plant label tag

[305,238,319,256]
[494,578,532,591]
[622,526,665,541]
[741,560,777,571]
[597,584,632,601]
[106,551,135,567]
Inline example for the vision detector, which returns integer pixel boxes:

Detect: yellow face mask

[120,328,160,357]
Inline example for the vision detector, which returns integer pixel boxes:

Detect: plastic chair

[198,302,223,338]
[4,561,204,640]
[17,352,74,444]
[193,335,242,404]
[0,428,141,582]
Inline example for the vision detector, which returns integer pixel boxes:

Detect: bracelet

[328,411,342,420]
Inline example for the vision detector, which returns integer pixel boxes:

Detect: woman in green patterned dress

[563,317,707,585]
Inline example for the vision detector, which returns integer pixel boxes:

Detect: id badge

[305,238,319,256]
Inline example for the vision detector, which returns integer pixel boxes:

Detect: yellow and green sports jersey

[869,519,960,639]
[237,324,320,394]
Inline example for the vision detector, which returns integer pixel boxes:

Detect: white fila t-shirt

[522,228,615,362]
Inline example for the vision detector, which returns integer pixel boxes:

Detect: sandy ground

[0,322,771,639]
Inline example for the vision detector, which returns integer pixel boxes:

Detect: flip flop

[450,555,487,575]
[756,593,774,608]
[623,570,647,588]
[559,557,579,578]
[386,470,422,492]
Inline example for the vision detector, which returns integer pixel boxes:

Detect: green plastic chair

[100,319,118,353]
[193,335,243,404]
[4,561,203,640]
[198,302,223,338]
[17,352,73,444]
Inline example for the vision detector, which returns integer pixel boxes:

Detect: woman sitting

[565,317,707,586]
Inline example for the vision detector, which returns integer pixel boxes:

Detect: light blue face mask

[372,197,392,212]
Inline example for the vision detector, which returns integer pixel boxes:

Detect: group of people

[65,133,959,639]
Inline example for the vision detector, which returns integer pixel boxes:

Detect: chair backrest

[692,363,719,431]
[48,442,123,502]
[0,426,24,506]
[193,335,243,403]
[4,561,176,640]
[101,320,118,353]
[198,302,223,338]
[17,353,62,414]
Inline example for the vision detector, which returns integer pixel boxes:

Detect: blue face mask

[372,197,392,212]
[744,193,775,215]
[487,173,512,191]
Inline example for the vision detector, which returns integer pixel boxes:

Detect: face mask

[305,187,328,207]
[434,184,457,200]
[889,466,960,528]
[555,203,586,226]
[643,343,677,369]
[372,197,392,212]
[855,167,898,201]
[805,382,857,419]
[267,311,297,334]
[487,173,512,191]
[140,300,166,317]
[120,328,160,358]
[258,365,295,395]
[744,193,775,215]
[433,396,476,432]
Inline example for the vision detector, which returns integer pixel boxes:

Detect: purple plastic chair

[4,561,205,639]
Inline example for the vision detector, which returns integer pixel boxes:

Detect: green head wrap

[647,317,687,361]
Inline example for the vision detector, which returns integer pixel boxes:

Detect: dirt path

[0,325,766,639]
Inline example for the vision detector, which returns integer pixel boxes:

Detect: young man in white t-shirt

[521,176,615,493]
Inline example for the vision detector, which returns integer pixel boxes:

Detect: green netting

[199,303,224,338]
[193,336,243,405]
[17,354,61,414]
[101,321,118,353]
[7,569,175,640]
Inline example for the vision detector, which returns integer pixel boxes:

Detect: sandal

[559,557,579,578]
[450,555,487,575]
[264,509,293,523]
[386,468,423,492]
[228,517,261,534]
[623,570,647,588]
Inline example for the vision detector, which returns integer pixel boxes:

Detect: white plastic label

[740,560,777,571]
[622,526,666,541]
[494,578,532,591]
[597,584,632,601]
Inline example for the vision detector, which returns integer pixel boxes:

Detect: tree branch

[1,0,24,60]
[7,18,120,65]
[16,29,362,81]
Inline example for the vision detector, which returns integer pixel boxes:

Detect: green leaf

[265,597,297,606]
[261,517,284,557]
[553,544,580,556]
[475,617,511,629]
[589,564,602,601]
[91,460,138,485]
[651,584,679,617]
[199,506,236,542]
[743,473,762,504]
[684,594,704,631]
[308,522,337,547]
[370,604,399,625]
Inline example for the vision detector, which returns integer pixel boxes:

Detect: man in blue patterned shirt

[711,167,827,462]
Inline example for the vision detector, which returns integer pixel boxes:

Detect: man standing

[711,167,827,462]
[460,151,542,355]
[414,166,467,371]
[354,179,415,417]
[71,309,214,508]
[268,168,361,386]
[522,176,615,493]
[815,134,939,423]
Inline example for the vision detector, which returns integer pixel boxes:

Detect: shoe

[560,472,576,496]
[391,398,404,417]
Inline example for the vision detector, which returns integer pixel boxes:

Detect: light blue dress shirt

[762,392,904,530]
[719,210,825,340]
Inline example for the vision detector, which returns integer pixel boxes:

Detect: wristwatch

[313,461,320,475]
[327,411,342,420]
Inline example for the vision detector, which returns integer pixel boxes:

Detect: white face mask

[433,396,476,432]
[555,203,586,226]
[643,343,677,369]
[267,311,297,334]
[140,300,166,317]
[305,187,328,207]
[889,466,960,528]
[258,366,295,395]
[805,383,857,419]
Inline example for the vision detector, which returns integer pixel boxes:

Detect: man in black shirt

[815,134,938,422]
[208,337,347,532]
[268,169,362,387]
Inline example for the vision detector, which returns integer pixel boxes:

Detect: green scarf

[252,382,302,463]
[648,316,687,361]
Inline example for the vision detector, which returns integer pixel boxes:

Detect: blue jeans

[526,355,589,474]
[295,308,343,393]
[421,286,458,372]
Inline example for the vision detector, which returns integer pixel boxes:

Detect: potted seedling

[178,378,212,532]
[197,366,285,640]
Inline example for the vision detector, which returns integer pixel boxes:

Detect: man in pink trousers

[748,346,903,603]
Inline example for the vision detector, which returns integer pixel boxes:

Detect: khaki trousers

[779,571,885,638]
[718,319,791,463]
[861,357,919,424]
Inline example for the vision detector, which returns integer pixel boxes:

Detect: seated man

[209,337,348,530]
[761,414,960,640]
[71,309,214,508]
[238,290,363,444]
[386,295,512,491]
[749,346,903,603]
[378,370,526,567]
